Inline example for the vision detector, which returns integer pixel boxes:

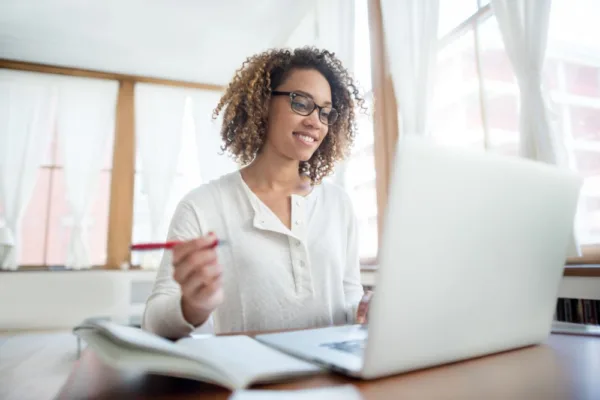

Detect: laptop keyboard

[320,339,366,357]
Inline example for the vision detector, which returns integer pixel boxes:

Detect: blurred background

[1,0,598,272]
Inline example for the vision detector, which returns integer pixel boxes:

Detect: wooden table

[56,332,600,400]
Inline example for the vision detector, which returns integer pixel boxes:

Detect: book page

[228,385,363,400]
[176,335,323,387]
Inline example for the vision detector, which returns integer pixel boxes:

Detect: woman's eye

[292,101,310,111]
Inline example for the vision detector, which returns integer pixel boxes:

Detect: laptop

[255,136,582,379]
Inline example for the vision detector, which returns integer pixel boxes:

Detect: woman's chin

[284,148,316,163]
[298,151,316,162]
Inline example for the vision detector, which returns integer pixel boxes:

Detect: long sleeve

[343,199,365,323]
[141,200,213,339]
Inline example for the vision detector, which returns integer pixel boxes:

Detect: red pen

[130,239,228,251]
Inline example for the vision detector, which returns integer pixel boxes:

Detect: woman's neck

[241,148,309,193]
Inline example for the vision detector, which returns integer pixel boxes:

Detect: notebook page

[228,385,363,400]
[176,335,323,387]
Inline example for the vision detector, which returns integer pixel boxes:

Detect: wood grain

[368,0,400,245]
[0,59,224,91]
[55,333,600,399]
[106,81,136,269]
[566,245,600,268]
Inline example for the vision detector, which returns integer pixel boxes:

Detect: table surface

[56,332,600,400]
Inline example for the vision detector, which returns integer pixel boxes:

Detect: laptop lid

[362,136,582,379]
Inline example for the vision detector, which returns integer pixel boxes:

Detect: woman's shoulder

[178,170,241,209]
[317,178,354,210]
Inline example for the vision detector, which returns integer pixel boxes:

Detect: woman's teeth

[295,133,315,143]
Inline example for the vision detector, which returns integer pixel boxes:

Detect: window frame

[2,0,599,273]
[365,0,599,273]
[0,59,223,271]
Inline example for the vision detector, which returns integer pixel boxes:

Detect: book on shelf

[73,319,323,390]
[555,298,600,325]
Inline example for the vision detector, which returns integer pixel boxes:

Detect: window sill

[9,263,600,278]
[2,265,147,272]
[360,263,600,278]
[563,265,600,277]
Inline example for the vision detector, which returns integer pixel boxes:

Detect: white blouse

[142,170,364,338]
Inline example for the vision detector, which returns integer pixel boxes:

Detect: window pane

[478,16,520,157]
[354,0,372,92]
[548,0,600,245]
[431,28,485,149]
[41,125,58,167]
[438,0,478,39]
[338,0,377,260]
[45,169,111,266]
[131,97,202,265]
[344,96,378,259]
[18,168,51,265]
[345,151,378,259]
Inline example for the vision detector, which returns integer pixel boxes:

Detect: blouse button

[295,220,301,225]
[300,260,305,267]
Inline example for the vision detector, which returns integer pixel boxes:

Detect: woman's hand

[172,234,224,327]
[356,290,373,324]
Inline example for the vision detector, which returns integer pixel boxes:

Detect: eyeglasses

[272,91,339,126]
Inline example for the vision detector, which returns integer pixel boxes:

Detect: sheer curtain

[189,90,237,183]
[57,78,118,269]
[0,71,56,270]
[380,0,440,137]
[315,0,357,187]
[316,0,356,72]
[491,0,581,256]
[135,83,187,268]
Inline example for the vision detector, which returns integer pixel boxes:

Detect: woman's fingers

[173,248,218,285]
[172,235,216,265]
[356,290,373,324]
[186,274,224,311]
[180,264,222,298]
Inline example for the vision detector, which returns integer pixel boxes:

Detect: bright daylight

[1,1,599,400]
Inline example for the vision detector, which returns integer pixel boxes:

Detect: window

[131,97,202,266]
[2,75,117,268]
[19,124,113,266]
[341,0,378,260]
[432,0,600,250]
[130,88,237,267]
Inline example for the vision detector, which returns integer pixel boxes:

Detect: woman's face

[264,68,332,162]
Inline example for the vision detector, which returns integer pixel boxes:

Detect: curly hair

[213,47,365,184]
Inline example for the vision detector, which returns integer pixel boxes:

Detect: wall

[2,270,598,332]
[559,276,600,300]
[361,270,600,300]
[1,270,157,331]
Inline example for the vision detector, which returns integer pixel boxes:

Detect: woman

[142,47,371,339]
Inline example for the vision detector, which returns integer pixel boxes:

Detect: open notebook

[73,319,323,390]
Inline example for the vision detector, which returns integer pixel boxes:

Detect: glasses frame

[271,91,338,126]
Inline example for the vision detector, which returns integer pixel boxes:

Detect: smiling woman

[213,47,364,184]
[142,47,370,339]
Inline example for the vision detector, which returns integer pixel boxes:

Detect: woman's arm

[141,200,213,339]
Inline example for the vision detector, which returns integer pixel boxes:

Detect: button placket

[290,195,313,296]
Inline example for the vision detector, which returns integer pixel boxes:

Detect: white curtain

[135,83,187,269]
[189,90,237,184]
[0,71,56,270]
[316,0,356,72]
[491,0,580,256]
[57,78,118,269]
[380,0,440,137]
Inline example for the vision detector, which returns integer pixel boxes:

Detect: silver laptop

[256,136,582,379]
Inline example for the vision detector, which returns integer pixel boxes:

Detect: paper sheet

[229,384,363,400]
